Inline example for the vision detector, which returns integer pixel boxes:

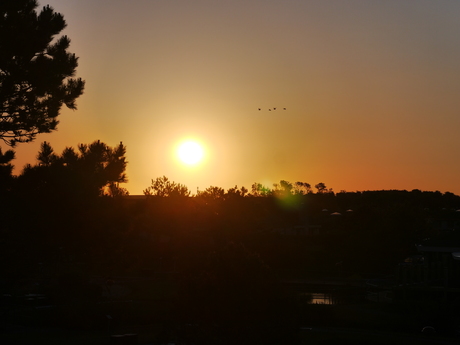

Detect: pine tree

[0,0,85,146]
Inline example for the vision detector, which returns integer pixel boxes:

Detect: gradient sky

[6,0,460,195]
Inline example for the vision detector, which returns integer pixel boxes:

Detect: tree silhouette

[105,181,129,197]
[0,0,85,146]
[251,182,272,197]
[197,186,225,200]
[36,141,57,166]
[75,140,128,196]
[0,146,15,192]
[143,176,190,197]
[294,181,312,195]
[315,182,331,194]
[226,185,248,198]
[274,180,293,197]
[17,140,127,198]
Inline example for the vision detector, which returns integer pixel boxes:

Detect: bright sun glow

[177,140,204,166]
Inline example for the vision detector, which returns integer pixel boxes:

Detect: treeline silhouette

[2,140,460,283]
[2,140,460,342]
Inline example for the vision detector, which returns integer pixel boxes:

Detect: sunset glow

[5,1,460,195]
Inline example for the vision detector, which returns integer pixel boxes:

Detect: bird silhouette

[257,107,287,111]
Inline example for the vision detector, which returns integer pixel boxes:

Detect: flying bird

[257,107,287,111]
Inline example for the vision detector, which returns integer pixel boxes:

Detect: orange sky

[5,0,460,195]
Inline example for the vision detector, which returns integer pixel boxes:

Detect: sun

[177,140,204,166]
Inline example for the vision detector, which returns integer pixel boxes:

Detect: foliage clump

[0,0,85,146]
[16,140,128,198]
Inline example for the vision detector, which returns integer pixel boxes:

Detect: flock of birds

[258,107,287,111]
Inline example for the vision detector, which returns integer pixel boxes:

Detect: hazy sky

[6,0,460,195]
